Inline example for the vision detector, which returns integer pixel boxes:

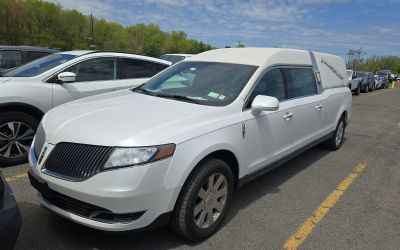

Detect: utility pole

[89,14,95,49]
[347,47,366,70]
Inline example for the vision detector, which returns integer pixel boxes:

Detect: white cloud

[46,0,400,56]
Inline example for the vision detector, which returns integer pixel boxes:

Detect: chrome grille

[43,142,114,181]
[33,122,45,159]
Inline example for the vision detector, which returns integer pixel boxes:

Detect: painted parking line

[5,172,28,182]
[283,162,367,250]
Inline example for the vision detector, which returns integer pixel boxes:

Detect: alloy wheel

[194,173,228,229]
[0,122,34,158]
[335,121,344,147]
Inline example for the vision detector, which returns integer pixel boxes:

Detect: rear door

[116,57,169,87]
[283,67,325,150]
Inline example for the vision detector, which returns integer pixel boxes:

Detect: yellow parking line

[5,172,28,182]
[283,162,367,250]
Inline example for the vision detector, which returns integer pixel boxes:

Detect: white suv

[28,48,351,241]
[0,51,171,165]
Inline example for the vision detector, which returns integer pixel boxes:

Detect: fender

[163,123,245,191]
[0,102,45,121]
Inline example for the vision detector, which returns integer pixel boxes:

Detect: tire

[354,84,360,95]
[170,158,234,241]
[362,85,368,93]
[370,84,374,92]
[323,116,346,151]
[0,111,39,166]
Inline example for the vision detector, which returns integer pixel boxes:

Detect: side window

[27,51,50,61]
[247,68,286,108]
[284,68,317,99]
[62,57,116,82]
[118,58,168,79]
[0,50,23,69]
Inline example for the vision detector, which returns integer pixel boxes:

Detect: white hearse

[28,48,351,241]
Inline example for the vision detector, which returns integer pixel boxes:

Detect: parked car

[160,54,193,64]
[0,51,171,165]
[28,48,351,241]
[346,70,363,95]
[0,46,58,75]
[366,72,375,92]
[0,170,22,250]
[374,75,384,89]
[376,70,390,88]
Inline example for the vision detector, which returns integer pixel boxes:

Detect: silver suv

[0,51,171,165]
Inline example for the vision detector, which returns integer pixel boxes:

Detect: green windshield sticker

[208,92,220,98]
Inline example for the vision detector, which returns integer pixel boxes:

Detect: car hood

[0,77,14,84]
[43,90,242,146]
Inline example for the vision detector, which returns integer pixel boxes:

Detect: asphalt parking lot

[2,87,400,250]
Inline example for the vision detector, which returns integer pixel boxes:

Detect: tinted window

[160,55,185,64]
[63,57,116,82]
[0,50,23,69]
[118,58,168,79]
[247,68,286,107]
[4,53,76,77]
[136,61,257,106]
[27,51,50,61]
[284,68,317,99]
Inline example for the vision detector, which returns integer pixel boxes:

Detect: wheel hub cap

[194,173,228,229]
[0,122,35,158]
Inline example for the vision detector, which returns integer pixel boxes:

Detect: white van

[29,48,351,241]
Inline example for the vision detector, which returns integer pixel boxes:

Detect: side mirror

[251,95,279,113]
[57,72,76,83]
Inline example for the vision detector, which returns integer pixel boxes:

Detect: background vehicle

[160,54,193,64]
[347,70,363,95]
[366,72,375,92]
[376,70,390,88]
[29,48,351,241]
[374,75,384,89]
[0,46,58,75]
[356,71,371,93]
[0,51,171,165]
[0,170,22,250]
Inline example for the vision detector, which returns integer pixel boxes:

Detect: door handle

[315,104,323,111]
[283,112,294,121]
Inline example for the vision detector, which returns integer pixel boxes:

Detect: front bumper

[0,175,22,250]
[28,144,181,232]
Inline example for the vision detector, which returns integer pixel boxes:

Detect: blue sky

[48,0,400,59]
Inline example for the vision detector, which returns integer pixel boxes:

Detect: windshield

[4,54,76,77]
[160,55,185,64]
[135,61,258,106]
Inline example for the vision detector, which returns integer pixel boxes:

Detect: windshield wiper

[154,93,201,104]
[133,87,156,96]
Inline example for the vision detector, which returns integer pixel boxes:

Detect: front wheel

[170,158,234,241]
[323,116,346,151]
[354,85,360,95]
[0,112,39,166]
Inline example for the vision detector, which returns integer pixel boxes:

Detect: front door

[243,68,294,174]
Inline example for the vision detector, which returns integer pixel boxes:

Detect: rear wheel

[323,116,346,151]
[170,158,234,241]
[0,112,38,166]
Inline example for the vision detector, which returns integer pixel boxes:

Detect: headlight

[103,144,176,170]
